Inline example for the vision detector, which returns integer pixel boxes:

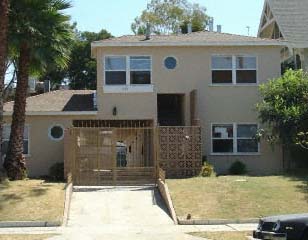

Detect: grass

[0,235,56,240]
[0,179,65,222]
[190,231,251,240]
[167,174,308,220]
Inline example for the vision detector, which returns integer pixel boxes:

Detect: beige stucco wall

[3,115,96,177]
[94,45,283,175]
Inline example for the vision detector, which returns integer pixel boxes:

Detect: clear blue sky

[65,0,264,37]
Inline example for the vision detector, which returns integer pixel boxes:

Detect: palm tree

[3,0,73,180]
[0,0,10,164]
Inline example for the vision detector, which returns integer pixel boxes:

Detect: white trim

[48,124,65,141]
[92,41,285,48]
[2,123,30,157]
[210,54,258,85]
[210,122,260,155]
[103,84,154,93]
[3,111,98,116]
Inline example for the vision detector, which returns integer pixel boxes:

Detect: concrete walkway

[0,186,258,239]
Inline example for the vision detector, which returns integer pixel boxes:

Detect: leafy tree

[0,0,10,162]
[3,0,74,180]
[68,29,112,90]
[257,69,308,160]
[41,28,112,90]
[131,0,209,35]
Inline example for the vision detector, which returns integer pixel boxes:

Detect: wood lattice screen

[158,126,202,178]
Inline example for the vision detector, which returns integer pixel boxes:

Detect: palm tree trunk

[0,0,9,164]
[3,42,29,180]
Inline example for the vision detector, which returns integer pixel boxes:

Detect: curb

[157,179,178,225]
[62,182,73,226]
[0,221,61,228]
[178,218,260,225]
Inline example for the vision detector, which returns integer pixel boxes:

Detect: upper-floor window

[105,56,151,85]
[211,55,257,84]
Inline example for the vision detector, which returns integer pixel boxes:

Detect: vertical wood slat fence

[64,125,202,185]
[65,127,156,186]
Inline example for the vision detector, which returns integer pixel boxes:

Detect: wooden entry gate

[64,127,156,186]
[64,125,202,185]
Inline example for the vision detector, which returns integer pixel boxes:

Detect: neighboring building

[258,0,308,71]
[3,31,284,177]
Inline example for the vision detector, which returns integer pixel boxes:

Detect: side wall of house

[95,45,283,174]
[3,115,96,177]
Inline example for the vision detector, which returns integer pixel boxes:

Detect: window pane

[50,126,64,139]
[105,57,126,70]
[236,70,256,83]
[236,56,256,69]
[1,140,28,155]
[213,139,233,153]
[237,139,258,153]
[3,126,28,139]
[164,57,177,69]
[130,71,151,84]
[23,140,29,154]
[105,71,126,85]
[2,125,10,139]
[130,56,151,70]
[212,56,232,69]
[212,70,232,84]
[237,124,257,138]
[212,125,233,138]
[24,125,29,139]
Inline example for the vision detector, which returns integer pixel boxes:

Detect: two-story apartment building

[3,31,284,178]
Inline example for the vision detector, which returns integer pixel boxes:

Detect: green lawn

[190,231,251,240]
[167,174,308,220]
[0,179,65,222]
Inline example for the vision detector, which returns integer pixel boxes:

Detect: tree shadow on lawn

[0,180,54,211]
[282,172,308,202]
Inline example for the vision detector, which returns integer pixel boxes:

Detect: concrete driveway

[68,185,173,228]
[54,186,204,240]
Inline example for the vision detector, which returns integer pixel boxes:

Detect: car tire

[302,229,308,240]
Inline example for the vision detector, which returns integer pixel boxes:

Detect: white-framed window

[2,124,30,155]
[211,56,233,84]
[104,56,152,86]
[211,123,259,154]
[105,56,126,85]
[211,55,257,84]
[48,124,64,141]
[212,124,234,153]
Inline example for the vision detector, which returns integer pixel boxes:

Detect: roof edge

[4,111,98,116]
[91,41,286,48]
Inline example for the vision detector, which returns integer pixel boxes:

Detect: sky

[65,0,265,37]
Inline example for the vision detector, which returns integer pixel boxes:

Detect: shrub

[200,163,214,177]
[229,161,247,175]
[49,162,64,182]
